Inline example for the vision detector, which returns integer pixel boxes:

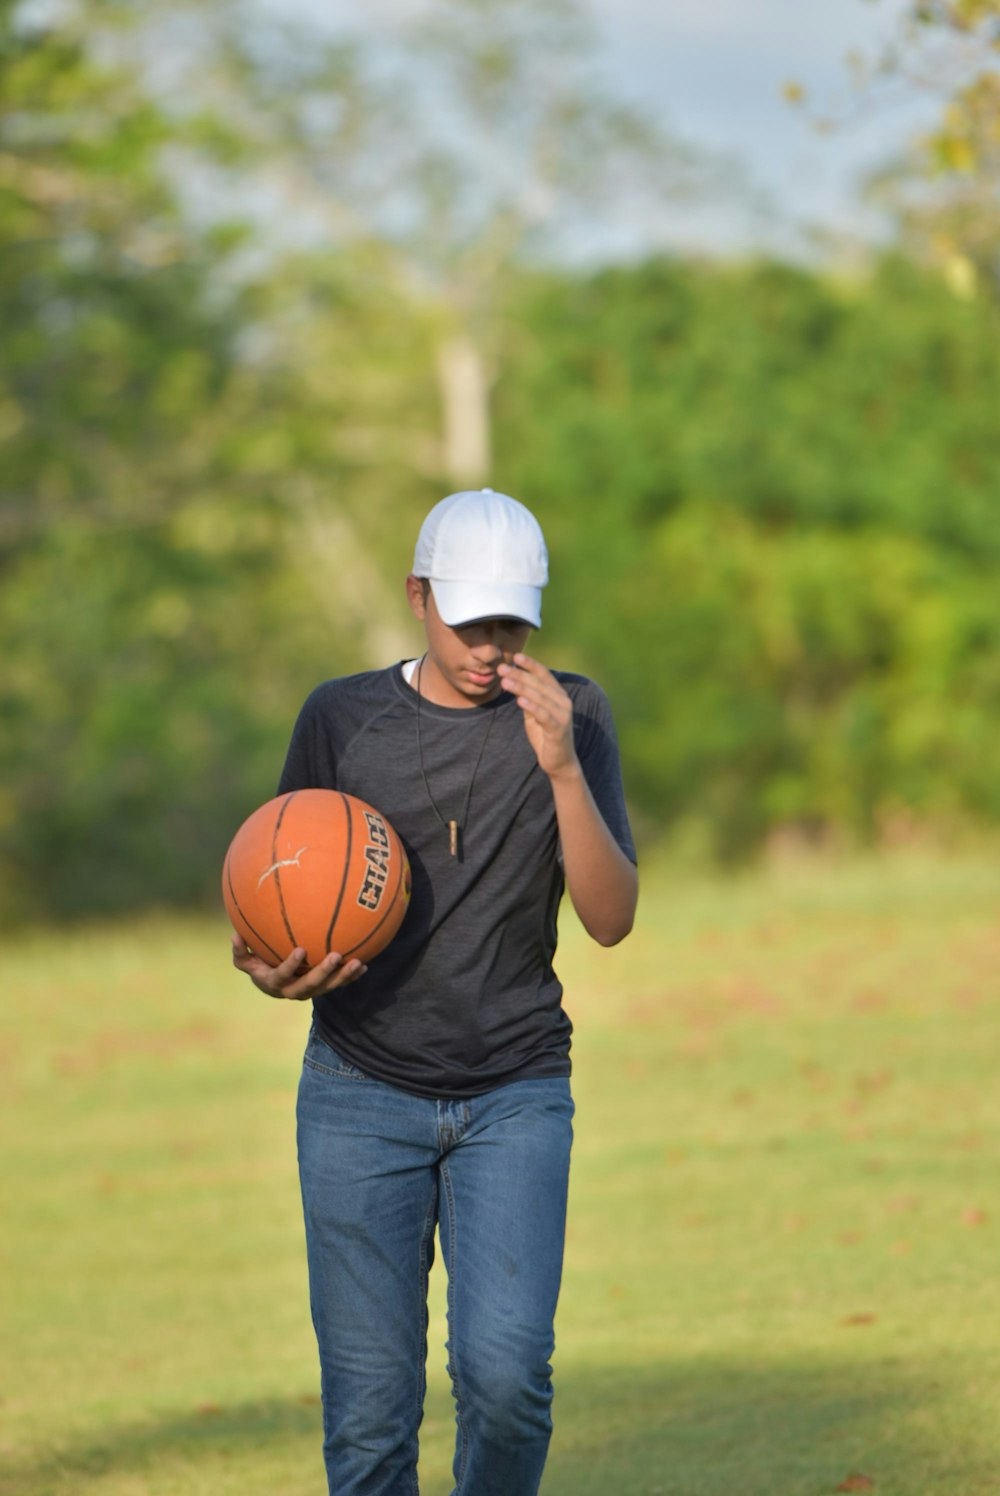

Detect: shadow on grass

[3,1397,323,1495]
[546,1357,980,1496]
[5,1357,992,1496]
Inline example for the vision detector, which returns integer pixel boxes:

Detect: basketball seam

[225,850,285,964]
[272,792,299,950]
[324,792,353,954]
[340,836,408,959]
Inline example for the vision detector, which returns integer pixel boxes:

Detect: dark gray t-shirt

[277,662,636,1098]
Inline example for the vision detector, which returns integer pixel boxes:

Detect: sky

[269,0,944,262]
[583,0,939,257]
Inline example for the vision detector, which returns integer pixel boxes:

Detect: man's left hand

[497,654,578,780]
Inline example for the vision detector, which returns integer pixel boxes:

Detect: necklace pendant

[448,820,459,857]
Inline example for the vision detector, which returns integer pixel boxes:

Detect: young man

[231,488,637,1496]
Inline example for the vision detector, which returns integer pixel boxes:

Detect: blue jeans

[296,1027,575,1496]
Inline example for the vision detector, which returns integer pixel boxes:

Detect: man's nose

[470,623,503,652]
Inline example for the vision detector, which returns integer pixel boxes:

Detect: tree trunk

[437,334,491,487]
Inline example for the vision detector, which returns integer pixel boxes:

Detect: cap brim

[430,579,542,630]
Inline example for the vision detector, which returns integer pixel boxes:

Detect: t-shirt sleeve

[276,685,339,794]
[572,680,637,864]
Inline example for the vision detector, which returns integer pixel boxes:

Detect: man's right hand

[230,930,368,1001]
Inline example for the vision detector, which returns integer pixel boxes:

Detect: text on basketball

[357,813,390,910]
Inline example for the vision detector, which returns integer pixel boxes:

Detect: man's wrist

[546,756,584,787]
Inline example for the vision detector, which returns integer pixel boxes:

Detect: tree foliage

[0,1,431,918]
[163,0,705,484]
[856,0,1000,294]
[495,257,1000,853]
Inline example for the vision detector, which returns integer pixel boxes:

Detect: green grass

[3,849,999,1494]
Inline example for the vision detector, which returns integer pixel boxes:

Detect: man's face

[405,575,532,708]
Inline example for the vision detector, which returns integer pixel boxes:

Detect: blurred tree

[495,254,1000,854]
[844,1,1000,295]
[782,3,1000,293]
[170,0,705,488]
[0,0,425,918]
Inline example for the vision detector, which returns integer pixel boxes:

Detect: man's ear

[405,573,428,620]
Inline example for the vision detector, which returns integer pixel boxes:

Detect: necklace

[414,655,499,858]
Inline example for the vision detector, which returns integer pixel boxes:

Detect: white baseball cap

[413,489,549,628]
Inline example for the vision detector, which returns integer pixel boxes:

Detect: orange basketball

[223,790,411,970]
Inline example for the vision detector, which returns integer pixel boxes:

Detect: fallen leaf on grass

[853,1069,893,1097]
[720,974,781,1015]
[961,1208,988,1228]
[625,998,666,1027]
[197,1403,222,1416]
[52,1021,224,1079]
[676,1033,718,1060]
[852,989,889,1013]
[836,1475,875,1491]
[799,1059,832,1088]
[840,1312,878,1326]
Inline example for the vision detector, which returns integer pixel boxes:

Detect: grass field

[3,850,999,1496]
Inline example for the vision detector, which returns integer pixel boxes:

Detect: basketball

[223,789,411,970]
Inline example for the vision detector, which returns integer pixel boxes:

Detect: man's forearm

[549,764,638,946]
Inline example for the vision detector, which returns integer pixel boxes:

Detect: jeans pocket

[303,1029,372,1082]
